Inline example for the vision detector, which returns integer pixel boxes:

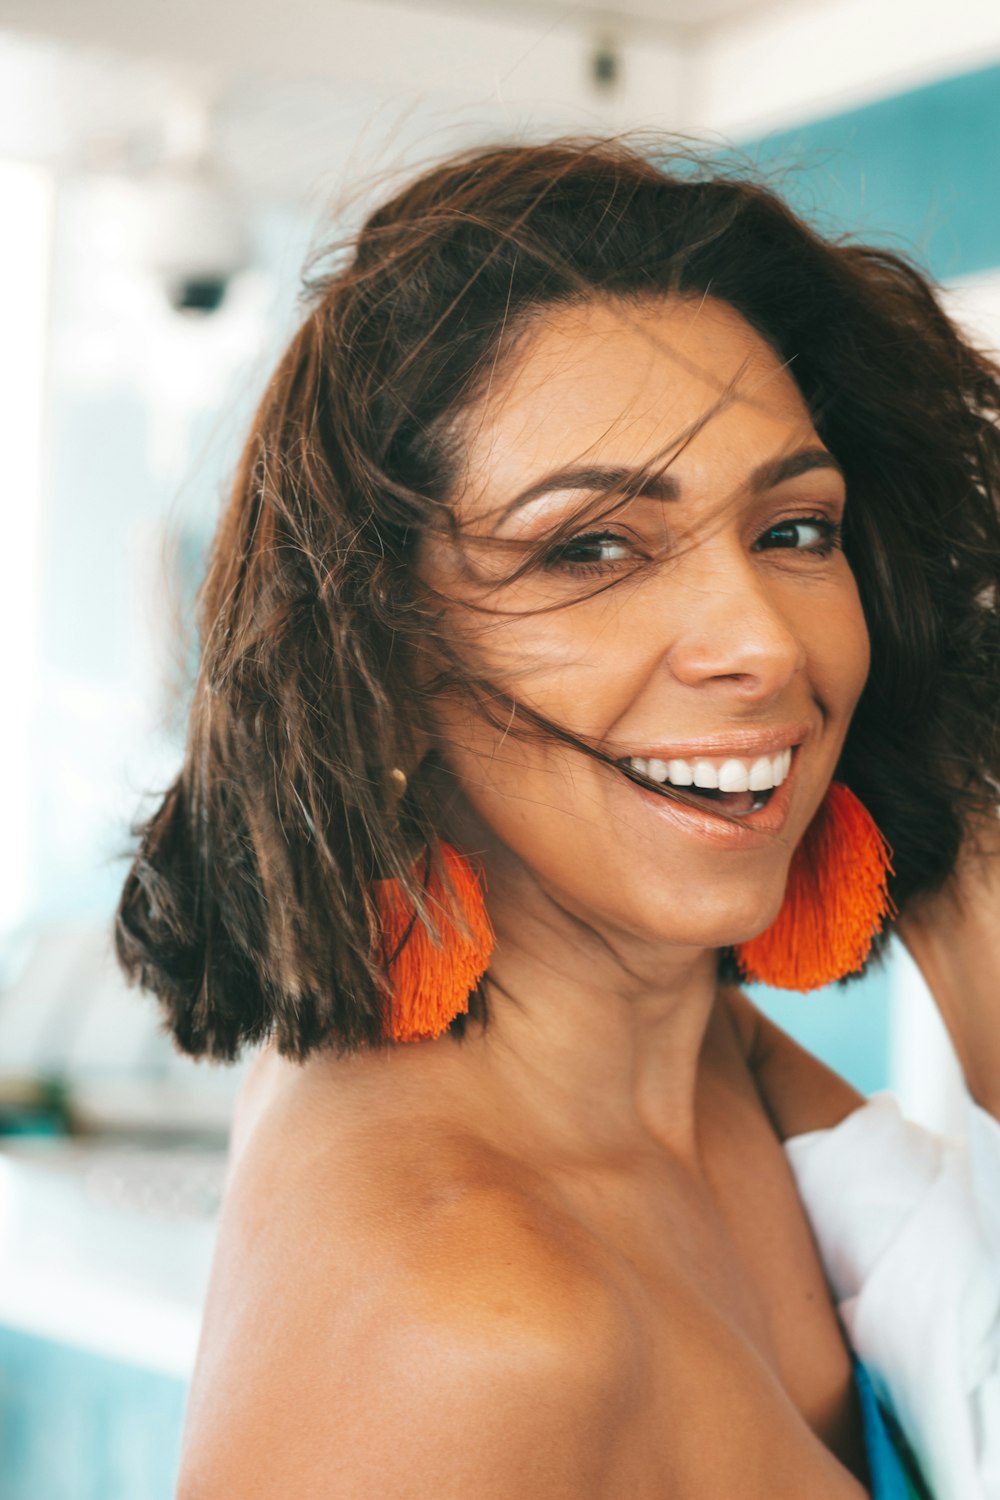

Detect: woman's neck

[452,864,727,1167]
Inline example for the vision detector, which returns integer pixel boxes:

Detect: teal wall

[747,967,892,1098]
[0,1327,187,1500]
[743,59,1000,281]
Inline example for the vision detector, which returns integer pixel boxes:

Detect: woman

[116,140,1000,1498]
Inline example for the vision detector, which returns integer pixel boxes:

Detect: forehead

[453,295,821,519]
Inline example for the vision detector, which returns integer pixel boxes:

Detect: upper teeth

[624,747,793,792]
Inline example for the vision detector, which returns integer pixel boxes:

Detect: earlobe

[386,711,434,804]
[388,727,433,802]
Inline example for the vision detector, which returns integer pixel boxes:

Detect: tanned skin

[180,298,912,1499]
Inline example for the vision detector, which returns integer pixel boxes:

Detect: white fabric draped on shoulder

[783,1084,1000,1499]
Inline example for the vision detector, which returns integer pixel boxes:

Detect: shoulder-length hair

[114,137,1000,1061]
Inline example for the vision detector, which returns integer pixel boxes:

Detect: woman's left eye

[754,516,842,555]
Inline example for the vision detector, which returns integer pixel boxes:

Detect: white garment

[783,1087,1000,1500]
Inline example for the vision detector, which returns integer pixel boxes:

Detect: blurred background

[0,0,997,1494]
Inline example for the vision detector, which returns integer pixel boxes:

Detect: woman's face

[418,295,870,952]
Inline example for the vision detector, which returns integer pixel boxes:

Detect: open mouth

[670,784,777,815]
[618,746,795,819]
[626,780,779,816]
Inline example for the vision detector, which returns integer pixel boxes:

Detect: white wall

[0,162,53,940]
[692,0,1000,136]
[7,1,1000,204]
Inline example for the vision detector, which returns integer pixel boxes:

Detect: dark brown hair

[114,137,1000,1062]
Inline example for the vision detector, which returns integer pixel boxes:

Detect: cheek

[423,607,642,853]
[803,570,871,714]
[434,600,644,750]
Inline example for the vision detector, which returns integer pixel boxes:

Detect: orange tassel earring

[735,781,896,992]
[376,842,495,1042]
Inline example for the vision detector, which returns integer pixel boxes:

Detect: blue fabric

[853,1355,933,1500]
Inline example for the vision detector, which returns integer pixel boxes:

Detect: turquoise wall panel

[743,60,1000,281]
[747,962,892,1100]
[0,1326,187,1500]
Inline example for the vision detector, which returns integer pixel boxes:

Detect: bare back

[177,994,873,1499]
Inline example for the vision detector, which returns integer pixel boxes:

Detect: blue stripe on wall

[747,964,892,1100]
[0,1325,187,1500]
[742,59,1000,281]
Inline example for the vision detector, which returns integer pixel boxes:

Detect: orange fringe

[735,782,896,992]
[376,842,495,1043]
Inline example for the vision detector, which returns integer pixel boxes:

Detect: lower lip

[620,751,801,848]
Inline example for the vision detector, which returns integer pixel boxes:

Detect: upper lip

[614,721,813,761]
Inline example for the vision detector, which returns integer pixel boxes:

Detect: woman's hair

[114,136,1000,1062]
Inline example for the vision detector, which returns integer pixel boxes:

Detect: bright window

[0,161,53,942]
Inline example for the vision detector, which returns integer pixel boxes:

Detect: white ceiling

[3,0,1000,209]
[0,0,787,71]
[0,0,721,204]
[385,0,787,33]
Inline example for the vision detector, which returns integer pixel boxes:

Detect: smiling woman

[113,140,1000,1499]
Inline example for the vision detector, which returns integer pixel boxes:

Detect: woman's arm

[895,812,1000,1122]
[721,986,867,1142]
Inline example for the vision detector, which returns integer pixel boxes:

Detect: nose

[663,550,806,700]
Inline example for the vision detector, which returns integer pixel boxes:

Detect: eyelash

[543,515,844,576]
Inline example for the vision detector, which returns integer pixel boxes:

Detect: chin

[632,886,788,953]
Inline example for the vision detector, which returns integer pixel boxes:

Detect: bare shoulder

[178,1048,633,1499]
[721,985,867,1142]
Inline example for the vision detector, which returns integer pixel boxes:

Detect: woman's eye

[755,516,842,555]
[544,531,638,573]
[541,516,841,578]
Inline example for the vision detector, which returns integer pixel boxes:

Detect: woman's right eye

[543,531,639,575]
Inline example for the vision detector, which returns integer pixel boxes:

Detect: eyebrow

[495,447,844,524]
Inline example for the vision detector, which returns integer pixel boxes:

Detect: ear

[410,727,433,765]
[389,729,433,803]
